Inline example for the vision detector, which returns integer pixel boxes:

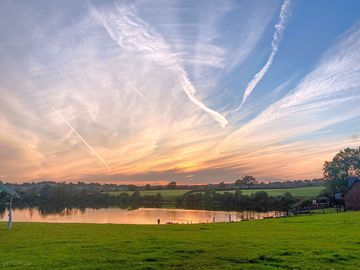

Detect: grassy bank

[1,211,360,269]
[106,186,324,200]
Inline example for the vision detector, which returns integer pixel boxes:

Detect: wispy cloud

[219,24,360,179]
[0,0,359,183]
[92,4,228,128]
[237,0,291,111]
[52,107,111,171]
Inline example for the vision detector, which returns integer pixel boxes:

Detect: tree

[128,185,137,191]
[218,182,226,189]
[323,147,360,194]
[278,192,296,215]
[167,181,177,189]
[155,193,163,203]
[235,176,257,186]
[131,190,141,204]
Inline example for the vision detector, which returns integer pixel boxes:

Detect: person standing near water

[157,218,160,224]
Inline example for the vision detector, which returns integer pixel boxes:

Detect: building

[314,196,330,208]
[343,177,360,211]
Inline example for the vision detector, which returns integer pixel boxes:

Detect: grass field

[224,186,325,199]
[1,211,360,269]
[107,186,324,200]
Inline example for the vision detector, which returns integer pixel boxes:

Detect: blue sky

[0,0,359,183]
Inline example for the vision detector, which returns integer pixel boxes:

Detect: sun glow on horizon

[0,0,359,184]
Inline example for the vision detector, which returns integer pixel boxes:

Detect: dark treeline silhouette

[0,184,163,215]
[0,183,301,215]
[0,176,326,215]
[5,178,324,194]
[176,190,297,213]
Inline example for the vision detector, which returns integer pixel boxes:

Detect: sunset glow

[0,0,359,183]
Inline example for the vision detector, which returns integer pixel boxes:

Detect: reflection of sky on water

[0,208,282,225]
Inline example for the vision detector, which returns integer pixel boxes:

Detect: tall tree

[323,147,360,194]
[235,176,257,186]
[167,181,177,189]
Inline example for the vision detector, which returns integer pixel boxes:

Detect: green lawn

[106,186,324,200]
[1,211,360,269]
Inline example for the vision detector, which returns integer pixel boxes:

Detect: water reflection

[0,207,284,224]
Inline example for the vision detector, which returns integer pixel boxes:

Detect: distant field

[106,186,324,200]
[2,211,360,269]
[223,186,325,199]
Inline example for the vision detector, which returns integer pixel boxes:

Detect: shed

[343,177,360,211]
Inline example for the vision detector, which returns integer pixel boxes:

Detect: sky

[0,0,359,184]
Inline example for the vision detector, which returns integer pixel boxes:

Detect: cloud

[0,0,358,183]
[91,4,228,128]
[218,24,360,179]
[51,107,111,171]
[237,0,291,110]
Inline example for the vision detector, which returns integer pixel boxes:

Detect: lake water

[0,208,283,225]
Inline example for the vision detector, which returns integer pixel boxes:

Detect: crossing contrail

[236,0,291,111]
[120,73,154,108]
[51,107,111,171]
[92,5,228,128]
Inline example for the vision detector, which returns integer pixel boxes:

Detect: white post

[7,195,13,230]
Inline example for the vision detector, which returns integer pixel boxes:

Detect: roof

[347,177,360,188]
[343,177,360,197]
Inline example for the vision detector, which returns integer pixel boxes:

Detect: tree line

[0,183,299,215]
[0,184,163,215]
[4,177,324,194]
[176,190,297,213]
[0,146,358,215]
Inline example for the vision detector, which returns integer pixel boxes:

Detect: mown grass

[1,211,360,269]
[107,186,324,200]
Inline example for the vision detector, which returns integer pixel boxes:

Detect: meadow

[223,186,324,199]
[107,186,324,200]
[1,211,359,269]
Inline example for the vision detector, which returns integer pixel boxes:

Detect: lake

[0,208,284,224]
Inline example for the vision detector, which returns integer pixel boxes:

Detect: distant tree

[145,184,151,190]
[167,181,177,189]
[278,192,296,215]
[218,182,226,189]
[128,185,137,191]
[235,176,257,186]
[234,179,242,186]
[131,191,141,204]
[155,193,163,205]
[323,147,360,194]
[252,191,269,211]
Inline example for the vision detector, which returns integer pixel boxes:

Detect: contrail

[51,107,111,171]
[177,69,228,128]
[120,73,154,108]
[236,0,291,111]
[91,5,228,128]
